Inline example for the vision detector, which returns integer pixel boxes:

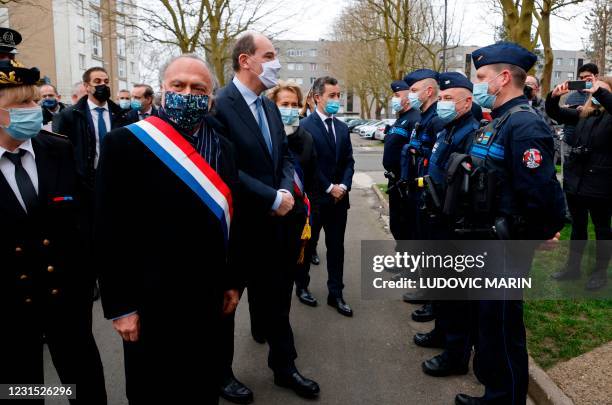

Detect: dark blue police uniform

[383,79,420,240]
[454,43,566,405]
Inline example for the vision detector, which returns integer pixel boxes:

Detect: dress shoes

[220,374,253,404]
[586,271,608,291]
[274,371,320,399]
[327,296,353,317]
[422,353,468,377]
[413,331,445,348]
[296,288,318,307]
[411,303,435,322]
[250,325,266,344]
[455,393,486,405]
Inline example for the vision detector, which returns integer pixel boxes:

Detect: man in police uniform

[383,77,420,241]
[0,27,20,61]
[401,69,444,320]
[0,59,106,404]
[453,42,565,405]
[414,72,480,379]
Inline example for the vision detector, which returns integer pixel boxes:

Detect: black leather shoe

[327,296,353,317]
[455,393,485,405]
[297,288,318,307]
[411,303,435,322]
[274,371,320,399]
[251,326,266,344]
[220,375,253,404]
[586,271,608,291]
[413,331,445,348]
[422,354,468,377]
[551,268,580,281]
[311,253,320,265]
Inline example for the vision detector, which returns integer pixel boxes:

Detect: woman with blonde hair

[0,59,107,403]
[546,76,612,290]
[268,80,321,307]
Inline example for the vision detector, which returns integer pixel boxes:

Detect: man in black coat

[299,75,355,317]
[125,83,159,124]
[95,55,240,405]
[39,83,66,126]
[214,33,320,403]
[0,60,106,404]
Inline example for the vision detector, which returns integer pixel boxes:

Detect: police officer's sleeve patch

[522,148,542,169]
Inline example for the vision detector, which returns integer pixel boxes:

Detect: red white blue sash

[125,116,233,243]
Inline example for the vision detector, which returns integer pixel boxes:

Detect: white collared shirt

[0,139,39,212]
[87,99,111,168]
[316,108,336,141]
[139,106,153,120]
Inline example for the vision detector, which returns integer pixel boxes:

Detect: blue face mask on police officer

[408,91,423,110]
[473,72,503,109]
[391,97,404,113]
[1,106,43,141]
[436,99,464,124]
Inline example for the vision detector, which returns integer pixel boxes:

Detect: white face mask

[256,58,281,89]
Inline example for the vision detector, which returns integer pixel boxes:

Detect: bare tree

[583,0,611,74]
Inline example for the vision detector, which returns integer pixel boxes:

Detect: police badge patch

[522,148,542,169]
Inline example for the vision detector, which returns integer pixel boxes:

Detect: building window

[119,80,128,91]
[92,33,103,58]
[568,58,575,67]
[324,49,330,57]
[568,72,574,80]
[79,54,86,70]
[555,58,562,66]
[287,63,295,71]
[287,49,295,57]
[116,14,126,34]
[310,63,317,71]
[455,54,463,62]
[295,63,304,71]
[117,36,126,57]
[118,58,127,78]
[309,49,317,57]
[76,0,84,15]
[90,9,102,32]
[77,26,85,43]
[130,61,135,74]
[310,77,316,84]
[554,71,561,79]
[324,63,330,71]
[295,78,303,85]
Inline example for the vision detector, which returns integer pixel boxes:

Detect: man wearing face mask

[95,54,240,405]
[451,42,566,405]
[39,83,66,127]
[0,59,107,404]
[415,72,480,378]
[126,84,158,123]
[117,89,132,111]
[383,77,421,241]
[215,33,320,403]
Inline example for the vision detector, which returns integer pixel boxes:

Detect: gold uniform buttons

[43,239,51,247]
[47,266,55,273]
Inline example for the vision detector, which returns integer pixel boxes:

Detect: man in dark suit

[215,32,320,403]
[299,76,355,317]
[126,83,158,123]
[39,83,66,127]
[95,54,240,405]
[0,59,106,404]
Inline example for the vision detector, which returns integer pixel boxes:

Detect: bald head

[160,55,214,96]
[439,87,473,119]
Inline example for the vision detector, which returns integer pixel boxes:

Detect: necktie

[140,112,149,121]
[4,149,38,214]
[94,107,107,141]
[255,97,273,155]
[325,117,336,147]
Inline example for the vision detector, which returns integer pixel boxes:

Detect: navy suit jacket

[125,106,159,124]
[213,81,294,217]
[300,112,354,206]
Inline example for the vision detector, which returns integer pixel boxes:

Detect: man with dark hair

[562,63,599,155]
[215,32,319,403]
[39,83,66,126]
[127,84,158,123]
[299,75,355,317]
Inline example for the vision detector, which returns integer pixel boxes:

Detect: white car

[374,119,396,141]
[359,120,385,139]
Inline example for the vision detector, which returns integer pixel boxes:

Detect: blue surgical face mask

[131,99,142,110]
[391,97,404,113]
[279,107,299,125]
[592,97,600,106]
[325,99,340,115]
[436,100,458,123]
[473,73,503,109]
[119,99,131,110]
[162,91,209,131]
[585,81,593,89]
[408,91,423,110]
[41,98,58,110]
[2,106,43,141]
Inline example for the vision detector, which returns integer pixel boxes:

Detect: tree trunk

[540,10,553,95]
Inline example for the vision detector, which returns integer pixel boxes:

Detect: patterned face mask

[162,91,209,130]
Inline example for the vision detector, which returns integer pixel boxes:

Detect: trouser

[565,193,612,273]
[388,184,414,240]
[0,300,107,405]
[311,200,348,298]
[432,300,473,366]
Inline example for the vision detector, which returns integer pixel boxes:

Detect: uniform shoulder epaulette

[39,129,68,139]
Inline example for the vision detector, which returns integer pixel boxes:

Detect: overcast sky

[274,0,590,51]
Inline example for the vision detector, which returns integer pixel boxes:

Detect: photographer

[545,77,612,290]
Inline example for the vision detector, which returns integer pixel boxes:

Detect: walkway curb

[371,184,388,211]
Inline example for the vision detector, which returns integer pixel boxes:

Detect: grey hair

[71,81,84,96]
[158,54,219,93]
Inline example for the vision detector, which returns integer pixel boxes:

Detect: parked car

[359,120,385,139]
[348,119,369,132]
[374,119,396,141]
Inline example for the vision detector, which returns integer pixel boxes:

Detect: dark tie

[140,112,149,121]
[94,107,107,141]
[325,117,336,147]
[4,149,38,213]
[255,97,273,154]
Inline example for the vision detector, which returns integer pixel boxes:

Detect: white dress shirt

[315,108,347,193]
[232,76,287,211]
[0,139,39,212]
[87,99,111,168]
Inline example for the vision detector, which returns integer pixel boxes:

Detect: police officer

[453,42,565,405]
[383,78,420,241]
[414,73,480,379]
[0,27,20,61]
[401,69,444,320]
[0,59,107,404]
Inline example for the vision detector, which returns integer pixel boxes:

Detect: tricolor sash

[125,116,233,244]
[292,161,311,264]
